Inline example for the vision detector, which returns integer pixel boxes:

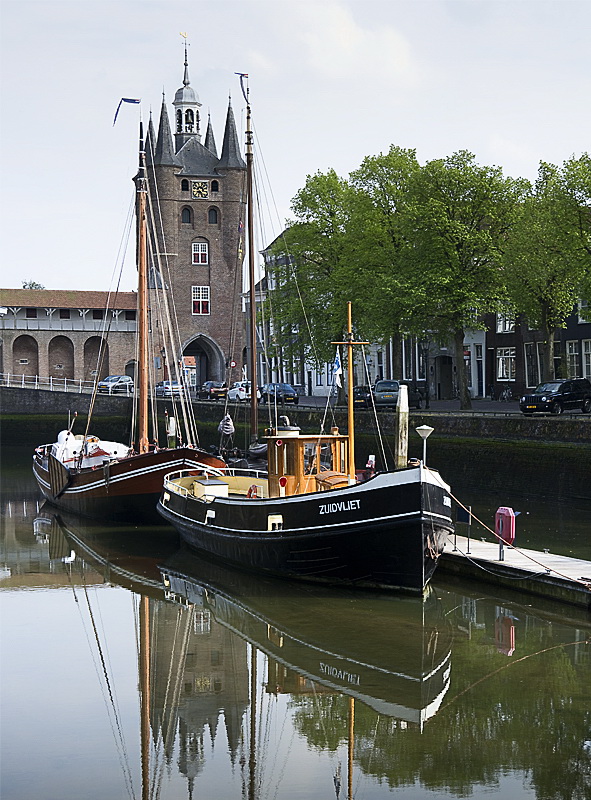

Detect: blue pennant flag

[333,348,342,388]
[113,97,141,126]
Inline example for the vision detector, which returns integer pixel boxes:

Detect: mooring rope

[427,467,591,591]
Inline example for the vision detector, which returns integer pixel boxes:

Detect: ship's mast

[137,123,150,454]
[333,303,369,481]
[244,86,259,443]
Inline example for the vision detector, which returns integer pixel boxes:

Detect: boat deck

[440,534,591,610]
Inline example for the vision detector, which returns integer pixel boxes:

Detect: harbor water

[1,444,590,800]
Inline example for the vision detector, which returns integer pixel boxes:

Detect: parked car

[227,380,261,402]
[97,375,134,394]
[372,379,423,410]
[199,380,227,400]
[353,386,372,408]
[260,383,299,404]
[155,380,183,398]
[519,378,591,415]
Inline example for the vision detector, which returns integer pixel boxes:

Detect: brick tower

[147,46,246,388]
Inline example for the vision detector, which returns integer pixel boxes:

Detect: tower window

[192,285,210,315]
[92,310,104,320]
[192,242,208,265]
[181,179,189,192]
[25,308,37,318]
[182,207,192,224]
[211,180,219,193]
[59,309,70,319]
[185,109,194,133]
[208,208,218,224]
[176,109,182,133]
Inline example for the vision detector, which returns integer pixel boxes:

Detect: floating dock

[439,534,591,611]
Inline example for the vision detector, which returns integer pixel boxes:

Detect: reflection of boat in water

[161,549,453,728]
[43,504,452,728]
[32,505,453,800]
[37,503,179,599]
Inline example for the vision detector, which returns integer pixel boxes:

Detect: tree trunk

[539,304,555,381]
[453,327,472,410]
[391,332,402,379]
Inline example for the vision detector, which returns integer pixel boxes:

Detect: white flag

[333,349,342,388]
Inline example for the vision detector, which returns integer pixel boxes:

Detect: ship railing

[163,466,268,497]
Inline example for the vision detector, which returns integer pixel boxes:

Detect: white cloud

[294,1,417,84]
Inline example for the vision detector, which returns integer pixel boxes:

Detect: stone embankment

[1,386,590,444]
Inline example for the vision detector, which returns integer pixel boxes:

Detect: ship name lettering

[319,661,360,685]
[318,499,361,515]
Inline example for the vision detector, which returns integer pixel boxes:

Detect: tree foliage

[265,147,590,401]
[501,155,591,379]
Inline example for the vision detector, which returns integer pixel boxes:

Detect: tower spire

[173,38,201,150]
[183,42,190,87]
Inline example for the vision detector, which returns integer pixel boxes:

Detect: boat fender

[247,484,258,498]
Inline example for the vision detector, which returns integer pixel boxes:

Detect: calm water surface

[1,446,590,800]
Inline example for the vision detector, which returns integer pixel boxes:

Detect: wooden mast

[245,87,259,443]
[333,303,369,482]
[137,123,150,454]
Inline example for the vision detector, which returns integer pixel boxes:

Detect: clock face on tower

[191,180,209,199]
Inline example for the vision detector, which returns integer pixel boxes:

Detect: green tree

[267,169,355,381]
[398,151,526,408]
[502,155,591,380]
[348,146,422,375]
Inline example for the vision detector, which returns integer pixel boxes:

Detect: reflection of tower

[149,599,249,791]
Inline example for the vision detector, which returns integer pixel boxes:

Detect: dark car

[520,378,591,415]
[155,380,183,398]
[199,381,227,400]
[260,383,299,404]
[372,379,423,410]
[353,385,372,408]
[97,375,134,394]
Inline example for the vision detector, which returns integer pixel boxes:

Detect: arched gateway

[181,335,225,390]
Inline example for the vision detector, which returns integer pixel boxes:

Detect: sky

[1,0,589,291]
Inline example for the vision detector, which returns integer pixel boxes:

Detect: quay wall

[2,387,590,502]
[1,387,590,444]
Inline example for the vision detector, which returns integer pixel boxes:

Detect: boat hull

[32,447,225,522]
[158,467,453,593]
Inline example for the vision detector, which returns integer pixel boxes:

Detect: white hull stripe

[162,502,452,535]
[34,458,215,497]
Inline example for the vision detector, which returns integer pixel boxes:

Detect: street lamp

[416,424,434,466]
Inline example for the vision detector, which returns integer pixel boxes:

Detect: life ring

[247,484,258,498]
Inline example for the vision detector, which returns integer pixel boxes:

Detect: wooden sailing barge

[32,122,224,521]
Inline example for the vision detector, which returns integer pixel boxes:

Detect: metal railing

[0,373,133,395]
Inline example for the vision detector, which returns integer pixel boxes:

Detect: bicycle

[499,385,512,402]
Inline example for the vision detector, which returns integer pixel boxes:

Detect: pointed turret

[173,43,202,150]
[145,112,156,169]
[204,113,217,157]
[217,99,246,169]
[155,95,181,167]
